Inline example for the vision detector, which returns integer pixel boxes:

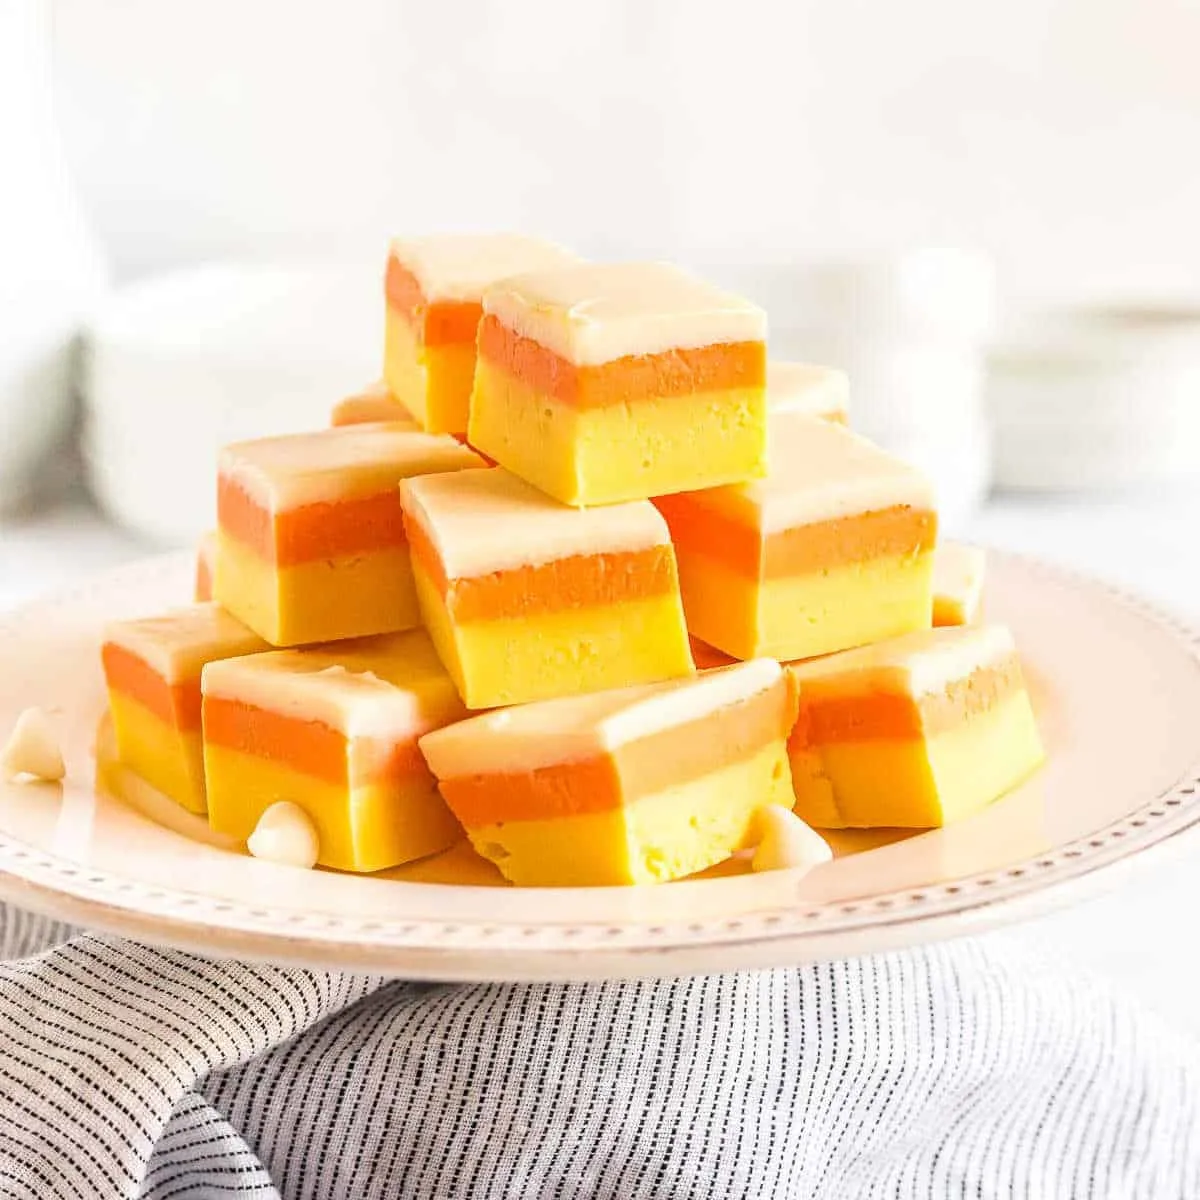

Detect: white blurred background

[4,0,1200,547]
[2,0,1200,1031]
[48,0,1200,297]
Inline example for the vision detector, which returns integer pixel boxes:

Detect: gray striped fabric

[1,904,1198,1198]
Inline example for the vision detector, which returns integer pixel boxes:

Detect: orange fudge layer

[469,262,768,506]
[194,530,217,602]
[656,494,935,581]
[399,467,693,709]
[656,413,937,661]
[476,316,764,410]
[102,604,269,813]
[406,517,676,622]
[383,234,579,435]
[690,635,736,671]
[202,630,466,872]
[204,698,428,786]
[420,659,796,885]
[786,624,1043,829]
[215,423,483,646]
[330,380,417,428]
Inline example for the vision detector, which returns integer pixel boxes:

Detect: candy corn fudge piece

[330,379,416,428]
[399,466,693,709]
[216,423,484,646]
[202,630,465,872]
[420,658,796,886]
[384,234,579,435]
[786,624,1043,829]
[767,361,849,423]
[933,542,987,626]
[469,262,768,506]
[656,413,937,661]
[102,605,269,813]
[194,530,217,602]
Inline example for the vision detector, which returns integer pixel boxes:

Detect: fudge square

[468,261,769,506]
[215,422,483,646]
[202,630,465,872]
[384,234,579,435]
[330,379,417,428]
[398,466,693,709]
[786,624,1043,829]
[766,361,849,423]
[655,412,937,661]
[101,604,270,814]
[419,658,797,886]
[933,542,987,626]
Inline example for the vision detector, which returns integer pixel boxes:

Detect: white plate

[0,552,1197,981]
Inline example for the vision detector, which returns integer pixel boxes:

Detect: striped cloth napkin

[1,903,1198,1199]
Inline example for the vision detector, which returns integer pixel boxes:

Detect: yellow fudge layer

[108,692,206,815]
[465,739,793,886]
[413,561,692,709]
[216,533,419,648]
[383,305,478,434]
[469,359,765,507]
[204,744,460,872]
[675,548,936,662]
[792,691,1043,829]
[786,745,843,830]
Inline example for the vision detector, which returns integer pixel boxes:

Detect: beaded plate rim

[0,550,1196,979]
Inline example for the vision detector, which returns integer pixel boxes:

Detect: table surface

[2,492,1199,1036]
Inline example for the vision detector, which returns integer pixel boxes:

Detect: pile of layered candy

[102,235,1039,886]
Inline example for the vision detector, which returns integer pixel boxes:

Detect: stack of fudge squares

[102,234,1041,887]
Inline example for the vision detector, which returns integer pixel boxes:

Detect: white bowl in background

[989,304,1200,493]
[0,0,108,512]
[0,318,84,512]
[83,262,382,543]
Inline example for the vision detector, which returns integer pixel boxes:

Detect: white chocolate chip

[246,801,320,869]
[751,804,832,874]
[0,707,65,783]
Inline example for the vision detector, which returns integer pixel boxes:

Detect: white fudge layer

[219,424,483,510]
[420,658,781,777]
[400,466,671,579]
[389,234,580,304]
[483,261,767,367]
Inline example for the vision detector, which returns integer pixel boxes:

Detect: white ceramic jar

[989,305,1200,494]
